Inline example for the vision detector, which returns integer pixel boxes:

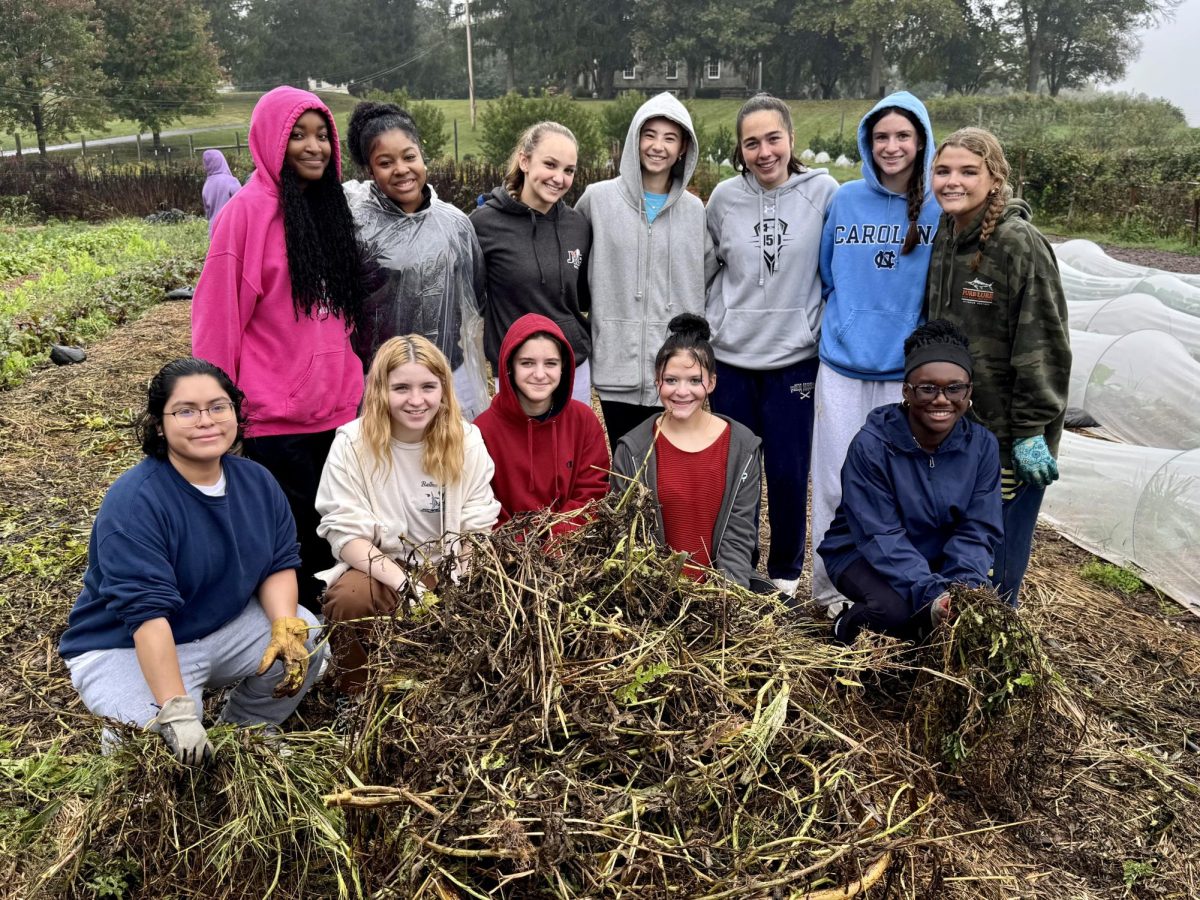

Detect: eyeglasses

[165,401,235,425]
[904,382,972,402]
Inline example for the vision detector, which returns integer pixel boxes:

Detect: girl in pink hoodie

[192,86,366,610]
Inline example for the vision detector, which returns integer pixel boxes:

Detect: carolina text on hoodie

[817,91,941,381]
[705,168,839,369]
[191,86,363,439]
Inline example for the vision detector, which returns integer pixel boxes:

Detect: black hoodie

[469,185,592,367]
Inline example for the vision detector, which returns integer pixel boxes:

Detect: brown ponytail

[901,165,925,255]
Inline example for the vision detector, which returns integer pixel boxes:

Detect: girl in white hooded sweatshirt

[706,94,838,596]
[575,92,716,447]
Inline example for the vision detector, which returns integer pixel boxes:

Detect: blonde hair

[934,127,1013,271]
[360,335,465,484]
[503,121,578,199]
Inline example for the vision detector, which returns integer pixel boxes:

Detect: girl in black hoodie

[470,121,592,406]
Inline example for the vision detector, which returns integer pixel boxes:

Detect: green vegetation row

[0,220,209,388]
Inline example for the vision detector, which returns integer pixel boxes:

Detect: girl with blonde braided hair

[811,92,941,617]
[925,127,1071,606]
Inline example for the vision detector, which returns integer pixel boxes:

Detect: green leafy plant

[478,91,605,167]
[1080,560,1145,596]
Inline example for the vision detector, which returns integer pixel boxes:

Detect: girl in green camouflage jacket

[924,127,1071,606]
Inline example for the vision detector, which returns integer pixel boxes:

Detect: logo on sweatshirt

[873,250,897,270]
[566,248,583,270]
[961,277,995,306]
[753,217,790,274]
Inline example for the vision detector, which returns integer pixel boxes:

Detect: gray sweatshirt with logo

[706,168,839,369]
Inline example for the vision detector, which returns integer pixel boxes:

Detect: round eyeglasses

[165,401,235,425]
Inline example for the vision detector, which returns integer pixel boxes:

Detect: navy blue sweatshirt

[817,403,1002,613]
[59,455,300,657]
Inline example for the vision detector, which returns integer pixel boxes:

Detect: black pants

[242,429,338,613]
[831,557,934,644]
[598,399,661,452]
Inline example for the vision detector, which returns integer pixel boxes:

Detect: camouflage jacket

[925,199,1071,470]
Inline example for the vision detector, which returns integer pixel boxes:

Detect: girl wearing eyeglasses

[817,320,1002,644]
[59,358,326,763]
[924,127,1071,606]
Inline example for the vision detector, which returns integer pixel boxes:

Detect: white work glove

[147,695,214,765]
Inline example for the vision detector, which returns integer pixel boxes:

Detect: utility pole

[464,0,477,129]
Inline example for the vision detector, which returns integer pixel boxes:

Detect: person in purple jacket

[818,320,1003,644]
[201,149,241,235]
[59,358,326,763]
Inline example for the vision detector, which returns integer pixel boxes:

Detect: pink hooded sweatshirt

[192,86,363,438]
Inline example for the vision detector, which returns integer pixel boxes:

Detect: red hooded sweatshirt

[474,314,609,533]
[192,86,363,438]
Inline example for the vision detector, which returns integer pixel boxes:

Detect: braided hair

[732,93,806,179]
[279,108,365,322]
[934,127,1013,271]
[865,105,926,255]
[347,101,423,174]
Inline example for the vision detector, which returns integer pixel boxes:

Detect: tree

[900,0,1005,94]
[807,0,960,98]
[97,0,221,149]
[0,0,108,157]
[634,0,776,98]
[1002,0,1179,95]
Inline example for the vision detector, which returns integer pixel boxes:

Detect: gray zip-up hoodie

[575,93,717,406]
[706,167,839,369]
[611,413,761,587]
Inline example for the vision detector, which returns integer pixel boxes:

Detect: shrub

[478,92,605,167]
[705,124,737,167]
[598,91,649,162]
[808,132,859,162]
[363,88,450,162]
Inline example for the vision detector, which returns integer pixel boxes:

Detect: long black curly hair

[279,112,365,323]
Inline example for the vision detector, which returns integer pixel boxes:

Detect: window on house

[664,60,679,80]
[706,59,721,80]
[623,65,636,80]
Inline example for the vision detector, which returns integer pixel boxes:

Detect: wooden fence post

[136,133,143,163]
[13,133,22,159]
[188,135,195,157]
[235,131,242,156]
[454,119,459,162]
[80,135,86,158]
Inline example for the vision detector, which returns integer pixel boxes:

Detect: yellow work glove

[256,616,311,698]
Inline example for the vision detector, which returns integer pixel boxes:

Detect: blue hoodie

[817,92,941,381]
[817,403,1002,614]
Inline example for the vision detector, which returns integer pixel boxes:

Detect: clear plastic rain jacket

[345,181,488,411]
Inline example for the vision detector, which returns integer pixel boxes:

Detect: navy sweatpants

[711,357,818,581]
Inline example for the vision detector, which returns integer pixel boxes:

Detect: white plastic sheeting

[1059,260,1200,318]
[1056,238,1200,289]
[1067,294,1200,360]
[1041,433,1200,616]
[1067,329,1200,450]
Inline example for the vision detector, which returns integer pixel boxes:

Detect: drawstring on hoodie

[527,207,566,303]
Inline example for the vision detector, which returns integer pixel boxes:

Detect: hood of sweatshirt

[492,313,576,425]
[481,183,570,309]
[247,86,342,192]
[203,148,234,178]
[856,91,935,197]
[618,92,700,214]
[860,400,973,456]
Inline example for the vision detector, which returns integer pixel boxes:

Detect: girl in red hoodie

[193,86,366,611]
[474,314,609,537]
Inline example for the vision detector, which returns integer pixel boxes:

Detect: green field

[4,93,880,165]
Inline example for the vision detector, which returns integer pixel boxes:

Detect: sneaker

[771,577,800,597]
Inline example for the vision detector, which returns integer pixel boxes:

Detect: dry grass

[0,300,1197,898]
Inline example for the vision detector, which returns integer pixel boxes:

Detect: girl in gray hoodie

[576,92,716,447]
[705,94,838,596]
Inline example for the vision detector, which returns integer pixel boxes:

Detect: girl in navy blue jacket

[817,320,1002,643]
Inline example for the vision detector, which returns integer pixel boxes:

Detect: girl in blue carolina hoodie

[810,92,941,616]
[706,94,838,596]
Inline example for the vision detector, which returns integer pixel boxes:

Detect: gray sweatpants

[65,601,326,735]
[810,365,902,613]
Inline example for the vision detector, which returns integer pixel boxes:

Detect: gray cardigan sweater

[611,413,761,587]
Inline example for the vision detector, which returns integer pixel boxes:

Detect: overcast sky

[1108,0,1200,125]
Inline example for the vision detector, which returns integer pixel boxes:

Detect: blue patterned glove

[1012,435,1059,488]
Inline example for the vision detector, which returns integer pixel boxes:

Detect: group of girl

[59,84,1069,760]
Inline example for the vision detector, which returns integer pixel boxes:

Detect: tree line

[0,0,1180,160]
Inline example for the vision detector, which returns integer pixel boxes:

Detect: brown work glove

[256,616,311,698]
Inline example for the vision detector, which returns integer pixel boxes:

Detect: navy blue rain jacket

[817,403,1003,613]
